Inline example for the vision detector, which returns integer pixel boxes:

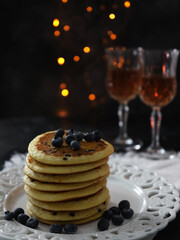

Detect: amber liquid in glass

[106,68,140,104]
[140,74,177,108]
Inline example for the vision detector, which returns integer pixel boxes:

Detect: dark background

[1,1,180,239]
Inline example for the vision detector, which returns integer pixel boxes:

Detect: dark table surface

[0,117,180,239]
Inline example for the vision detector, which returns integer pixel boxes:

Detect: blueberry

[73,132,84,141]
[26,217,39,229]
[97,218,109,231]
[92,130,102,141]
[118,200,130,211]
[49,224,63,233]
[102,209,113,220]
[65,134,76,145]
[112,214,124,226]
[17,213,29,225]
[109,206,120,215]
[51,137,63,147]
[84,132,94,142]
[70,140,81,150]
[121,208,134,219]
[4,211,14,220]
[64,223,78,234]
[13,208,24,220]
[55,128,64,138]
[66,129,74,135]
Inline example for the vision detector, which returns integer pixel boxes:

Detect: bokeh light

[89,93,96,101]
[54,30,60,37]
[61,89,69,97]
[110,34,117,40]
[60,82,67,89]
[109,13,115,20]
[53,18,60,27]
[83,46,91,53]
[57,110,69,118]
[57,57,65,65]
[63,25,70,31]
[62,0,68,3]
[124,1,131,8]
[73,56,80,62]
[86,6,93,12]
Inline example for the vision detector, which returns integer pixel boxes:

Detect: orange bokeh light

[89,93,96,101]
[61,89,69,97]
[54,30,60,37]
[124,1,131,8]
[60,83,67,89]
[73,56,80,62]
[107,30,113,35]
[109,13,115,20]
[62,0,68,3]
[57,57,65,65]
[110,34,117,40]
[53,18,60,27]
[57,110,69,118]
[86,6,93,12]
[63,25,70,31]
[83,46,91,53]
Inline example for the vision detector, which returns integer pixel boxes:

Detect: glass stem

[150,108,162,150]
[118,104,129,139]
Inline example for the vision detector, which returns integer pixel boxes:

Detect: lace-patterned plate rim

[0,162,179,240]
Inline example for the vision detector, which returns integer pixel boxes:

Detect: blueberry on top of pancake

[28,131,114,165]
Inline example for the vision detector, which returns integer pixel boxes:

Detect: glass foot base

[114,137,143,152]
[140,147,175,160]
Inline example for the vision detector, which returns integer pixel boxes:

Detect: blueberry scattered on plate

[112,214,124,226]
[118,200,130,211]
[4,211,14,220]
[49,224,63,233]
[109,206,120,215]
[97,218,109,231]
[64,223,78,234]
[26,217,39,229]
[102,209,113,220]
[13,208,24,220]
[17,213,29,225]
[121,208,134,219]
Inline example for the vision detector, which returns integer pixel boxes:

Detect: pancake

[23,175,107,192]
[27,187,109,211]
[24,163,109,183]
[27,197,110,225]
[24,180,107,202]
[28,131,114,165]
[27,199,108,221]
[26,154,108,174]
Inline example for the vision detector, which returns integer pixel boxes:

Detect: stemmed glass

[139,49,179,159]
[106,47,143,152]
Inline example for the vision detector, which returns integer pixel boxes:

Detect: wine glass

[106,47,143,152]
[139,49,179,159]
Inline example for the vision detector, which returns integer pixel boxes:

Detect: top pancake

[28,131,114,165]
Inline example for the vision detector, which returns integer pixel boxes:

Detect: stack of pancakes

[24,130,114,225]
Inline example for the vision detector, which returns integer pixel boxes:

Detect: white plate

[0,161,179,240]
